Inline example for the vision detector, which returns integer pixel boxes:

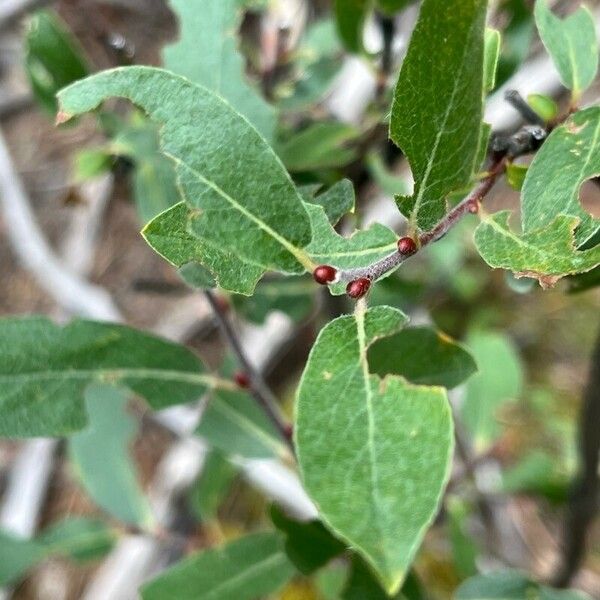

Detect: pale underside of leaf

[69,384,154,528]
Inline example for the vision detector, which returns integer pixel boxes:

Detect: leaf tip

[55,110,73,126]
[383,569,406,597]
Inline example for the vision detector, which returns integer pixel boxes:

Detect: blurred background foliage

[0,0,598,598]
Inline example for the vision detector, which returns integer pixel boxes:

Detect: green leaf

[0,317,213,438]
[447,497,479,578]
[534,0,598,99]
[178,262,216,290]
[110,118,180,223]
[484,28,502,93]
[142,202,263,295]
[506,162,528,191]
[334,0,370,54]
[0,518,116,585]
[304,203,398,295]
[309,179,356,225]
[342,556,402,599]
[368,326,477,389]
[456,570,592,600]
[232,277,315,324]
[69,384,154,528]
[270,506,346,575]
[295,305,453,594]
[390,0,487,231]
[280,20,342,112]
[57,67,313,275]
[474,212,600,286]
[163,0,275,140]
[141,532,295,600]
[474,121,492,174]
[188,450,238,522]
[277,122,360,172]
[461,330,523,452]
[567,264,600,293]
[315,564,349,600]
[527,93,558,122]
[501,450,569,502]
[376,0,414,16]
[367,152,409,197]
[73,148,113,182]
[495,0,534,88]
[25,10,89,114]
[342,557,425,600]
[197,385,287,459]
[0,534,43,585]
[521,107,600,249]
[37,518,116,562]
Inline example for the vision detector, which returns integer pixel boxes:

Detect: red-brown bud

[214,294,231,314]
[234,371,251,389]
[397,236,417,256]
[346,277,371,299]
[468,201,479,214]
[313,265,337,285]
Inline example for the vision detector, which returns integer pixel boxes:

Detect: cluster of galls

[313,236,418,300]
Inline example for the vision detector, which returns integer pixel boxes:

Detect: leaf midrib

[409,13,479,230]
[354,305,391,578]
[0,368,226,388]
[310,240,397,260]
[208,396,285,456]
[170,156,313,271]
[198,550,289,600]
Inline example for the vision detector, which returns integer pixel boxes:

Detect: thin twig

[553,323,600,587]
[338,155,507,284]
[452,415,499,547]
[83,312,315,600]
[204,290,294,451]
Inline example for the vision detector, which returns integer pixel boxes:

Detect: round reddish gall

[234,371,251,389]
[468,201,479,214]
[313,264,337,285]
[397,236,417,255]
[346,277,371,299]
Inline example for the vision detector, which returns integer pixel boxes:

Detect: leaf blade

[295,306,453,594]
[69,384,154,528]
[57,67,313,274]
[141,532,295,600]
[0,317,209,437]
[368,327,477,389]
[534,0,598,98]
[474,211,600,285]
[163,0,275,140]
[521,107,600,248]
[390,0,487,230]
